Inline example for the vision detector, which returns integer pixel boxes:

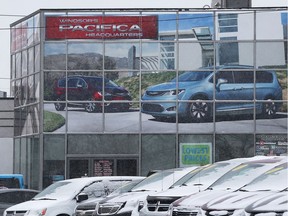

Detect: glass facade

[10,9,287,190]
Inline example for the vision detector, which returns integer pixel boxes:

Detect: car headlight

[163,89,185,96]
[25,208,47,216]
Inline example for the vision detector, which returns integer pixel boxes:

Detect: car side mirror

[216,78,227,90]
[77,84,83,88]
[76,193,89,202]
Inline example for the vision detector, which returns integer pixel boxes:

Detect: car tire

[187,98,210,122]
[262,99,276,119]
[85,99,99,113]
[54,98,65,111]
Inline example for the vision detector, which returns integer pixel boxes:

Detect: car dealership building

[10,8,287,189]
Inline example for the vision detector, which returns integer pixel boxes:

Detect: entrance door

[68,158,138,178]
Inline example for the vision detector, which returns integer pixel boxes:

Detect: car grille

[147,197,180,212]
[173,211,199,216]
[142,103,164,112]
[5,211,27,216]
[146,91,167,96]
[75,210,95,216]
[97,204,122,215]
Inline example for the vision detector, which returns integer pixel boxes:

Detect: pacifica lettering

[59,24,142,32]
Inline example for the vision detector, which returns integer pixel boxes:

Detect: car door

[67,77,88,101]
[215,70,240,111]
[232,70,254,110]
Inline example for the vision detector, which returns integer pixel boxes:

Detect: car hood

[100,191,155,204]
[105,86,130,94]
[5,199,65,212]
[146,81,200,91]
[202,191,276,211]
[173,190,232,208]
[148,185,208,198]
[245,191,288,213]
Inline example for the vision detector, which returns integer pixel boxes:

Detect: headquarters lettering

[59,24,142,32]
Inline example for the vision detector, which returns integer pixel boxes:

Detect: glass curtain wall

[11,9,287,189]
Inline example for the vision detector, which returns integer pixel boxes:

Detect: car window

[77,78,87,88]
[241,163,288,192]
[216,71,234,83]
[256,71,273,83]
[233,71,254,83]
[0,191,35,204]
[171,71,212,82]
[0,178,20,188]
[68,78,79,88]
[58,79,66,87]
[82,181,105,198]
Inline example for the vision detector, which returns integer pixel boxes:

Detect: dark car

[141,65,283,122]
[53,76,132,113]
[0,189,39,215]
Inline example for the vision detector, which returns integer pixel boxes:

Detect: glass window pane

[215,134,254,161]
[67,42,103,70]
[44,42,66,70]
[141,134,176,176]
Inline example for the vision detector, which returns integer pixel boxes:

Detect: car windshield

[171,71,212,82]
[208,163,267,190]
[87,78,118,88]
[181,163,234,186]
[240,162,288,192]
[170,166,205,188]
[131,169,187,192]
[108,179,143,196]
[33,181,75,200]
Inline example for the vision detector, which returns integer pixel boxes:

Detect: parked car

[165,156,287,216]
[245,190,288,216]
[54,75,132,112]
[74,178,145,216]
[3,176,143,216]
[139,156,285,216]
[93,167,199,216]
[0,189,39,215]
[201,162,288,216]
[141,65,283,122]
[0,174,25,189]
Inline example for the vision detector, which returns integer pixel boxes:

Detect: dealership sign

[180,143,212,166]
[46,16,158,40]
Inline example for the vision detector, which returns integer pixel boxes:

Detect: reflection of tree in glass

[215,134,254,162]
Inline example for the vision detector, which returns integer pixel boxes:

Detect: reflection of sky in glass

[281,12,287,25]
[68,43,103,54]
[44,43,66,55]
[159,13,214,34]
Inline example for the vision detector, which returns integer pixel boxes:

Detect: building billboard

[45,16,158,40]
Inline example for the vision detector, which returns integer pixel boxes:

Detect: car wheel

[187,99,210,122]
[262,99,276,119]
[85,99,99,113]
[54,99,65,111]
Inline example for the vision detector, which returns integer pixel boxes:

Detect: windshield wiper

[132,189,151,192]
[32,197,56,200]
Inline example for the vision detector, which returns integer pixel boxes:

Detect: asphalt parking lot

[44,104,287,133]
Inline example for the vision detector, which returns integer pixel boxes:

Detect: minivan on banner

[45,16,158,40]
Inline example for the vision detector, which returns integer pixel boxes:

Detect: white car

[202,162,288,216]
[94,167,198,216]
[168,156,287,216]
[3,176,144,216]
[244,190,288,216]
[139,156,282,216]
